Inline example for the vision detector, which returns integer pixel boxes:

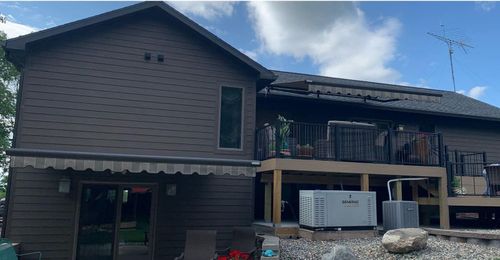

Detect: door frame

[72,181,159,260]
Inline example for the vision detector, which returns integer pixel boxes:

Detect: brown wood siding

[6,168,253,260]
[16,10,257,160]
[155,174,254,259]
[5,167,76,260]
[437,123,500,162]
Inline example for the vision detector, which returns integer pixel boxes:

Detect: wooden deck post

[272,169,282,225]
[361,174,369,191]
[264,183,272,222]
[411,182,419,201]
[395,180,403,200]
[439,176,450,229]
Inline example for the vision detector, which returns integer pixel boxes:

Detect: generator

[299,190,377,230]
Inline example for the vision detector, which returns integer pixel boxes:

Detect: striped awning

[8,149,258,177]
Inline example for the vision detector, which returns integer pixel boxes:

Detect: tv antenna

[428,25,473,92]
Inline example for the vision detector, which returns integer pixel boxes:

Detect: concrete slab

[253,221,299,238]
[299,228,378,241]
[260,235,280,260]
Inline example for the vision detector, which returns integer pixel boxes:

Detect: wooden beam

[264,183,272,222]
[417,197,439,205]
[448,197,500,207]
[272,169,282,225]
[258,158,446,177]
[361,174,369,191]
[260,173,387,186]
[439,176,450,229]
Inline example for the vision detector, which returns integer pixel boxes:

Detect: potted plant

[297,144,314,157]
[452,177,467,195]
[277,115,293,156]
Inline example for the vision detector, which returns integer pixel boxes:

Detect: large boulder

[321,245,358,260]
[382,228,428,254]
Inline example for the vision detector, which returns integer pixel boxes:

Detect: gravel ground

[280,236,500,260]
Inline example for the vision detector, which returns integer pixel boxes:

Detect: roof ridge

[270,69,451,94]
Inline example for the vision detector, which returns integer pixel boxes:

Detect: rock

[382,228,428,254]
[321,245,358,260]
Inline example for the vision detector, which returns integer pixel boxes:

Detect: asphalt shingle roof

[267,70,500,122]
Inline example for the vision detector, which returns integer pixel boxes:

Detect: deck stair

[414,181,440,205]
[259,235,280,260]
[424,228,500,248]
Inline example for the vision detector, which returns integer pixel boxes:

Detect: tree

[0,31,20,198]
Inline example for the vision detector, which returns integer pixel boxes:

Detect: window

[219,86,243,149]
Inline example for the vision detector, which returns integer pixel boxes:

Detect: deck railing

[447,162,500,197]
[445,149,498,197]
[255,121,443,167]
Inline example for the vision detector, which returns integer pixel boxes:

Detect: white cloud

[458,86,487,99]
[0,18,37,38]
[475,2,496,12]
[247,2,401,83]
[169,1,236,20]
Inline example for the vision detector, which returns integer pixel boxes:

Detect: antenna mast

[428,26,473,92]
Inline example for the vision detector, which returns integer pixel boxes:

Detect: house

[2,2,500,260]
[253,70,500,235]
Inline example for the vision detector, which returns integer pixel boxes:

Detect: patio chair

[226,227,257,258]
[484,164,500,196]
[174,230,217,260]
[0,239,41,260]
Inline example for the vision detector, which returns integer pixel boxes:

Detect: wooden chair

[0,239,41,260]
[224,227,257,259]
[174,230,217,260]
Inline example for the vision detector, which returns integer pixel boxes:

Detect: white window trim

[217,85,244,151]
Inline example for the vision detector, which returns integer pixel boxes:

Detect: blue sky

[0,1,498,107]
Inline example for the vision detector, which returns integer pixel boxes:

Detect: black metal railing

[446,149,487,177]
[255,121,443,166]
[447,162,500,197]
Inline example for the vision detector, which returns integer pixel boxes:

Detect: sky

[0,1,499,108]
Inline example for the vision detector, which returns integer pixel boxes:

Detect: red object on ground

[226,250,250,260]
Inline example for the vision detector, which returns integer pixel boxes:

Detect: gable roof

[267,70,500,122]
[3,1,276,80]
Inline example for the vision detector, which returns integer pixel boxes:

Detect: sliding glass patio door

[76,184,155,260]
[117,186,153,260]
[77,185,118,260]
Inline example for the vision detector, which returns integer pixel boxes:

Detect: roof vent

[157,54,164,62]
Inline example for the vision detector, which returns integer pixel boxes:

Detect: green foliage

[0,31,20,197]
[277,115,290,141]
